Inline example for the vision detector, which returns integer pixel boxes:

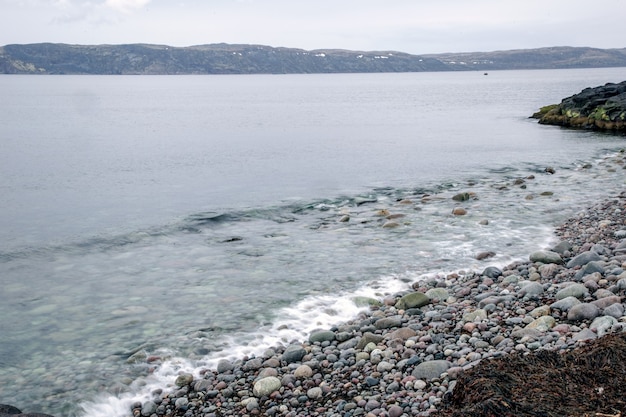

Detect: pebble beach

[122,185,626,417]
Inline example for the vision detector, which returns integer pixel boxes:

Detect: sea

[1,68,626,417]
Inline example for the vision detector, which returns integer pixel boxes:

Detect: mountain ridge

[1,43,625,74]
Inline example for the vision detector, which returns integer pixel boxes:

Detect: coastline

[121,189,626,416]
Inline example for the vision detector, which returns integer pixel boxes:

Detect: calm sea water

[1,69,626,416]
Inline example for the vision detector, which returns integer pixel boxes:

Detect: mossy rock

[395,292,430,310]
[531,104,558,118]
[452,192,471,202]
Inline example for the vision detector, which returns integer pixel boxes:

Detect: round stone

[550,296,581,311]
[253,376,282,397]
[294,364,313,378]
[411,360,451,380]
[388,327,417,341]
[566,251,601,268]
[281,345,306,364]
[307,387,323,399]
[520,281,544,299]
[452,207,467,215]
[395,292,430,309]
[425,287,449,301]
[309,330,336,343]
[590,316,618,337]
[141,401,157,416]
[174,397,188,409]
[567,303,600,321]
[216,359,234,373]
[375,316,402,329]
[175,373,194,387]
[482,266,502,279]
[376,361,394,372]
[529,250,563,264]
[525,315,556,331]
[556,283,588,300]
[388,405,404,417]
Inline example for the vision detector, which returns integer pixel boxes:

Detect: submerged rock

[0,404,56,417]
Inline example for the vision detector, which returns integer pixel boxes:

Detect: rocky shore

[532,80,626,133]
[5,178,626,417]
[116,191,626,417]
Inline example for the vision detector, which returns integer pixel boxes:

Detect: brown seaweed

[437,334,626,417]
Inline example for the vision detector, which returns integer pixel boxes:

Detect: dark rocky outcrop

[532,81,626,133]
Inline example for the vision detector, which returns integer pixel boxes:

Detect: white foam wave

[79,276,410,417]
[79,200,567,417]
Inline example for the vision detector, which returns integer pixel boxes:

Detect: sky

[1,0,625,55]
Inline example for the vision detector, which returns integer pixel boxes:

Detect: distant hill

[423,46,626,71]
[1,43,625,75]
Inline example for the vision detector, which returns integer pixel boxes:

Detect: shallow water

[0,69,625,416]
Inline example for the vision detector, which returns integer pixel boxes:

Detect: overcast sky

[1,0,625,54]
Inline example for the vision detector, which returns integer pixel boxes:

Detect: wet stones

[216,359,234,374]
[174,373,194,387]
[452,192,471,202]
[130,193,626,417]
[481,266,502,279]
[475,251,496,260]
[281,344,306,364]
[552,240,573,255]
[308,330,336,343]
[451,207,467,216]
